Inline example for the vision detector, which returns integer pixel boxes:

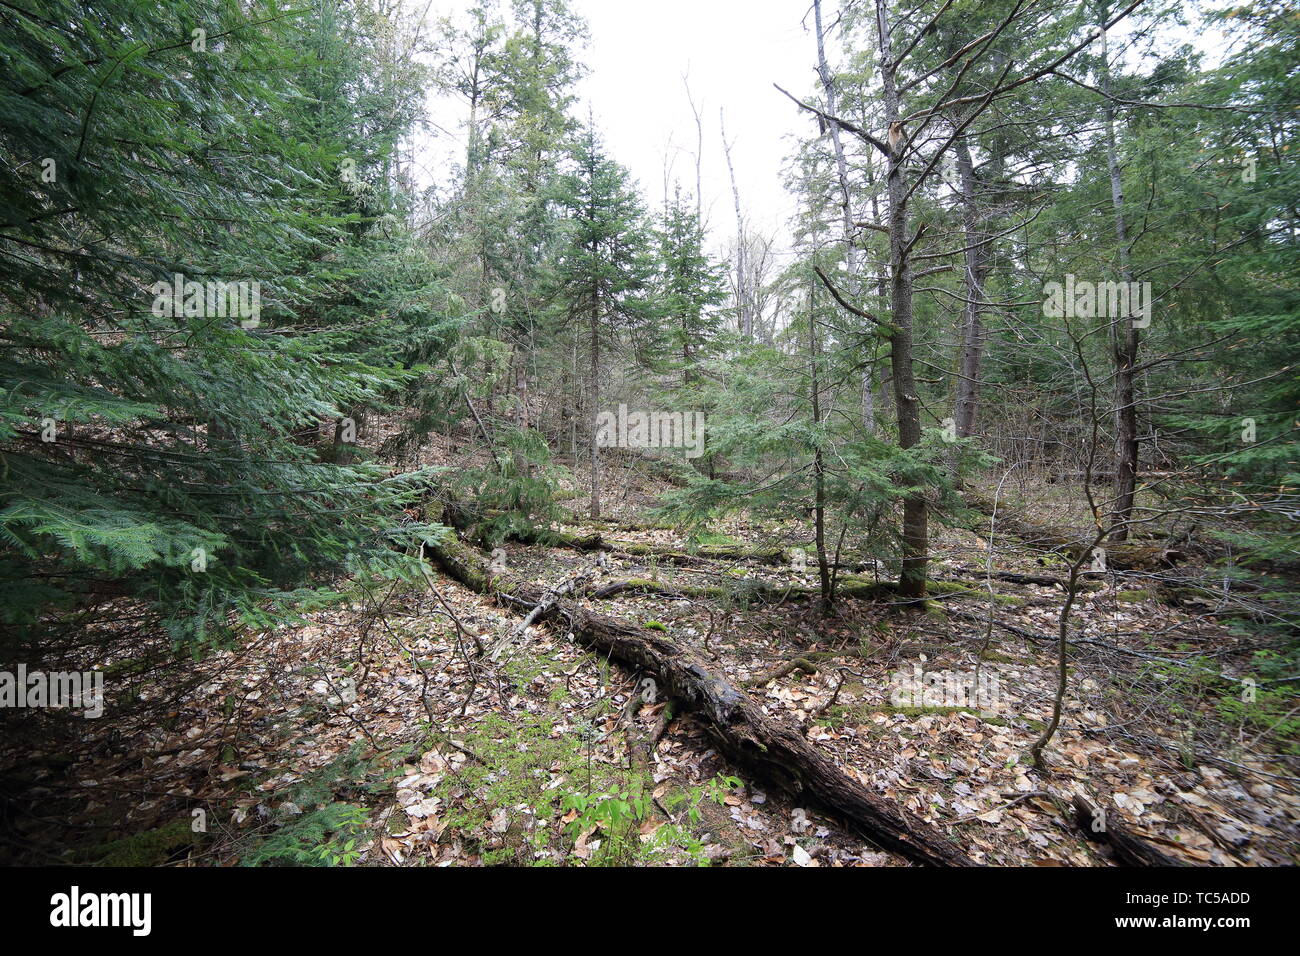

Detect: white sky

[572,0,811,244]
[413,0,820,257]
[411,1,1234,258]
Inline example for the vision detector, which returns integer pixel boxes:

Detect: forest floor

[4,433,1298,867]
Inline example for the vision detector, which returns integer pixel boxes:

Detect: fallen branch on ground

[423,532,973,867]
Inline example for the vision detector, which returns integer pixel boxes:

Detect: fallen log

[584,575,899,605]
[584,575,1027,607]
[423,532,973,867]
[438,499,797,567]
[489,571,590,661]
[945,566,1102,590]
[742,646,880,689]
[526,528,793,567]
[1073,795,1188,867]
[963,492,1184,572]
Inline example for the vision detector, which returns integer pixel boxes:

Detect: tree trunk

[808,279,832,608]
[877,0,928,599]
[1099,13,1140,541]
[721,112,750,337]
[589,291,601,519]
[332,409,361,465]
[952,135,991,444]
[815,0,875,437]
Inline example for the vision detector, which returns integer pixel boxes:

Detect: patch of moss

[102,657,152,679]
[817,702,1007,728]
[690,530,740,546]
[643,620,667,632]
[1115,589,1154,603]
[882,704,982,718]
[87,819,205,867]
[926,580,970,596]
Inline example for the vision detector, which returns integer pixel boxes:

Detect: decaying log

[524,528,792,567]
[1073,795,1187,867]
[423,532,973,867]
[438,499,795,567]
[963,492,1184,572]
[584,575,937,606]
[946,566,1103,591]
[589,580,696,600]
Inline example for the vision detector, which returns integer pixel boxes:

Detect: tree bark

[589,283,601,519]
[876,0,928,599]
[1099,12,1140,541]
[808,278,833,607]
[1073,795,1187,866]
[952,135,991,443]
[721,112,750,337]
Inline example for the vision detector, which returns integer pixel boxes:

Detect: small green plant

[238,743,391,866]
[561,773,743,867]
[561,789,653,866]
[1216,650,1300,755]
[242,802,371,867]
[311,805,369,866]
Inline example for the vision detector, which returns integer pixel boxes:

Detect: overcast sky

[414,0,824,257]
[413,1,1232,258]
[570,0,813,246]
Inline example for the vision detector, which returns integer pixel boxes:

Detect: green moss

[87,819,204,867]
[817,702,1007,728]
[643,620,667,632]
[882,704,980,718]
[1115,589,1154,602]
[979,649,1018,663]
[102,656,152,679]
[926,580,970,596]
[689,530,740,546]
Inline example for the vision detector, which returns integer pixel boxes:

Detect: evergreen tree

[0,0,439,645]
[548,123,655,517]
[654,188,730,387]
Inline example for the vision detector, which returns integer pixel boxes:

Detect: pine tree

[548,123,655,517]
[0,0,439,646]
[654,188,730,386]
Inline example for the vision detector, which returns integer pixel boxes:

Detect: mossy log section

[423,532,973,867]
[440,500,795,567]
[1073,795,1188,867]
[585,575,902,604]
[519,527,793,568]
[962,492,1179,571]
